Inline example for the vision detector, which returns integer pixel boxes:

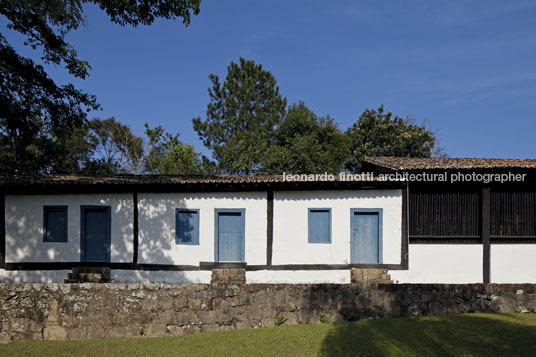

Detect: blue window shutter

[43,206,68,243]
[308,208,331,243]
[176,209,200,245]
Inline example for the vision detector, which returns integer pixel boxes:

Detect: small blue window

[308,208,332,243]
[176,209,200,245]
[43,206,68,242]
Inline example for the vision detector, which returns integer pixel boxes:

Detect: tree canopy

[192,58,287,174]
[0,0,200,174]
[144,123,205,175]
[1,1,446,176]
[345,105,442,173]
[262,102,350,174]
[86,117,144,174]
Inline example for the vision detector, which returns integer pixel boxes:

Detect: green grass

[2,313,536,356]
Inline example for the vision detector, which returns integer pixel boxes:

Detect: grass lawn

[1,313,536,356]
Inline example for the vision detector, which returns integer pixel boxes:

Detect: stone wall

[1,283,536,343]
[350,268,392,285]
[211,269,246,284]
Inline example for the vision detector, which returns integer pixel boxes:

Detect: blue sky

[3,0,536,158]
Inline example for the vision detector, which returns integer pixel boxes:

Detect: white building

[1,157,535,284]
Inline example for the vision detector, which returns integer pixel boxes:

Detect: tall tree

[192,58,287,174]
[87,117,143,174]
[345,105,443,173]
[144,123,204,175]
[262,102,350,174]
[0,0,200,174]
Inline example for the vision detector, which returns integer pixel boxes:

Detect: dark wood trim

[266,189,274,267]
[199,262,247,270]
[409,235,482,244]
[0,193,4,268]
[491,238,536,244]
[482,186,491,283]
[133,192,139,265]
[4,261,406,271]
[135,264,199,271]
[491,235,536,239]
[5,262,135,271]
[264,263,407,271]
[409,238,482,244]
[410,235,481,239]
[401,183,409,269]
[4,262,200,271]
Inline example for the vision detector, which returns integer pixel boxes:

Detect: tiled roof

[0,174,284,187]
[365,157,536,170]
[0,172,400,188]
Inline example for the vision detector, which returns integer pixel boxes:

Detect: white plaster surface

[389,244,483,283]
[490,245,536,283]
[246,270,350,284]
[5,194,133,263]
[272,190,402,265]
[0,269,70,283]
[137,192,267,266]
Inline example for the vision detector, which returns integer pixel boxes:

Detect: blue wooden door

[217,212,244,262]
[351,212,380,263]
[82,207,111,262]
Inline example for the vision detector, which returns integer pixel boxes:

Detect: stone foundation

[210,269,246,284]
[350,268,392,285]
[1,283,536,343]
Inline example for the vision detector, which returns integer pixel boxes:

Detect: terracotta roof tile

[0,172,397,188]
[0,174,285,187]
[365,157,536,170]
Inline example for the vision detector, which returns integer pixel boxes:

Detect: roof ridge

[364,157,536,170]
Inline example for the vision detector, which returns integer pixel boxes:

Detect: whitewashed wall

[272,190,402,265]
[4,194,133,263]
[112,270,211,283]
[389,245,483,283]
[0,269,210,283]
[137,192,267,266]
[0,269,71,283]
[491,245,536,283]
[246,270,350,284]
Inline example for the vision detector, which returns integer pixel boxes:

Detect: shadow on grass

[320,313,536,357]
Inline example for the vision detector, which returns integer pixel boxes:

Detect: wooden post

[0,193,4,268]
[133,192,139,266]
[266,189,274,267]
[401,183,409,269]
[482,186,491,283]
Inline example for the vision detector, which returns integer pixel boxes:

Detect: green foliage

[86,118,144,174]
[345,105,444,173]
[0,0,200,174]
[262,102,350,174]
[0,35,98,173]
[144,123,205,175]
[320,314,330,324]
[94,0,201,27]
[193,58,287,174]
[274,316,288,326]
